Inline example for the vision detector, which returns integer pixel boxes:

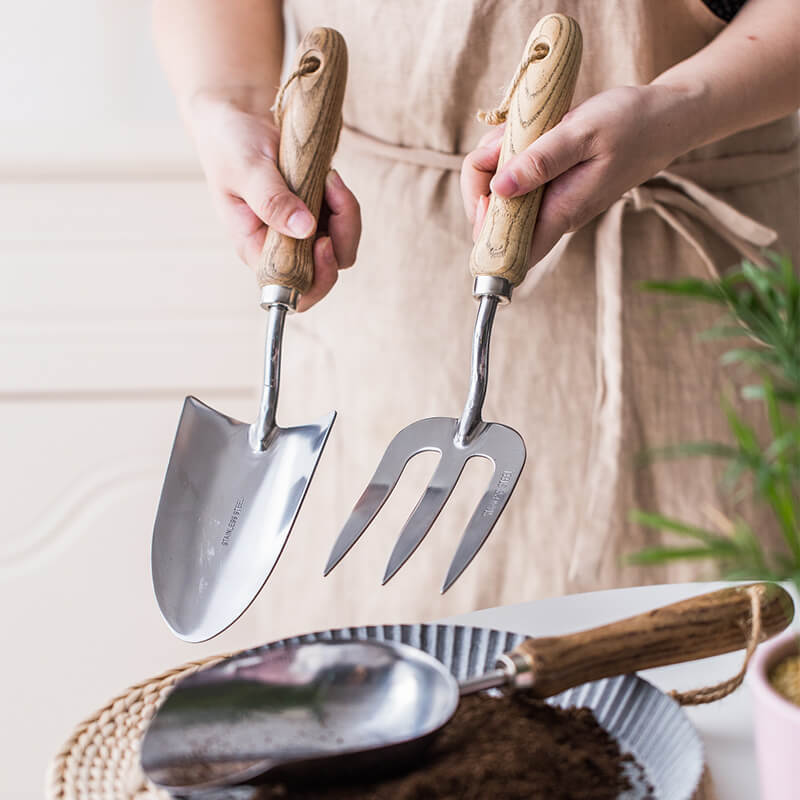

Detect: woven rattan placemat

[46,654,230,800]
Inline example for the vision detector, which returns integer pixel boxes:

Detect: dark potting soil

[259,693,653,800]
[770,652,800,706]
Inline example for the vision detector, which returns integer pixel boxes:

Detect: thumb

[241,161,317,239]
[490,122,583,199]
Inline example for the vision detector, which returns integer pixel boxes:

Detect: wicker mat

[46,653,716,800]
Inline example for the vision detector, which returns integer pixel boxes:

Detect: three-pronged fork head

[323,415,525,592]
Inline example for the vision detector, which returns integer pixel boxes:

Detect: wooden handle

[513,583,794,699]
[257,27,347,295]
[470,14,582,288]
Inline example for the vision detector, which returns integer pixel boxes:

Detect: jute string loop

[477,42,549,125]
[671,584,764,706]
[272,54,321,127]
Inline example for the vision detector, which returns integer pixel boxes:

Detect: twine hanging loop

[671,584,765,706]
[477,42,549,125]
[272,54,321,127]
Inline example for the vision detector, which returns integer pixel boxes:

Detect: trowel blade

[151,396,335,642]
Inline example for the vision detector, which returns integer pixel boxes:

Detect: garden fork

[325,14,582,591]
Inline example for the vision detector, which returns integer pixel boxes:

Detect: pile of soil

[770,652,800,706]
[261,693,652,800]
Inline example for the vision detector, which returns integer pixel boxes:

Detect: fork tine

[441,457,524,593]
[325,418,453,576]
[382,454,466,584]
[324,435,436,576]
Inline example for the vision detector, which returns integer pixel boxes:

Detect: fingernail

[490,171,519,198]
[326,169,345,191]
[288,209,315,237]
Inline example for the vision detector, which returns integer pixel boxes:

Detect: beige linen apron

[246,0,799,645]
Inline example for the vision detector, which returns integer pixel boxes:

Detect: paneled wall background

[0,4,295,797]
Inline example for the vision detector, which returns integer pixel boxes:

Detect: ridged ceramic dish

[170,622,704,800]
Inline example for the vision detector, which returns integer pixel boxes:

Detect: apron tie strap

[567,169,778,586]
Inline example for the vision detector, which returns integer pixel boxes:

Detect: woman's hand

[461,83,698,267]
[188,94,361,311]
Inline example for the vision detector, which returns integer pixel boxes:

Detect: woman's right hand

[187,94,362,311]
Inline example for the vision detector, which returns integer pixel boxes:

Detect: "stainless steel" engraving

[481,470,513,517]
[221,498,245,546]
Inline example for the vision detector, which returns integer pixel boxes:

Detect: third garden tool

[141,583,793,795]
[152,28,347,642]
[325,14,582,591]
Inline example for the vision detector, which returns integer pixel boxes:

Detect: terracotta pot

[748,629,800,800]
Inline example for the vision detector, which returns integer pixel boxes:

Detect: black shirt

[703,0,747,22]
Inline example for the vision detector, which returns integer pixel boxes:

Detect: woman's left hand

[460,83,698,266]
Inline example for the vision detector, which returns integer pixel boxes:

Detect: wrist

[180,85,279,125]
[647,73,712,156]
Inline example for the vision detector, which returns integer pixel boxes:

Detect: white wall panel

[0,3,289,797]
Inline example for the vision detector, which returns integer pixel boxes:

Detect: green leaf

[640,279,726,303]
[722,566,783,582]
[723,400,761,456]
[699,325,749,341]
[640,441,741,464]
[630,510,722,541]
[627,546,724,565]
[720,349,779,368]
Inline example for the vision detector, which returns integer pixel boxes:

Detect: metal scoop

[140,583,792,795]
[151,28,348,642]
[325,14,583,591]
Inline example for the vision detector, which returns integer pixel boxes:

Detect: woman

[152,0,799,640]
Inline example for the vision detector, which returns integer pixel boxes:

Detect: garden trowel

[152,28,347,642]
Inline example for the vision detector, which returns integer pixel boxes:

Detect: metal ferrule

[472,275,512,304]
[454,294,498,447]
[457,666,510,696]
[496,651,535,689]
[249,304,287,451]
[260,284,300,311]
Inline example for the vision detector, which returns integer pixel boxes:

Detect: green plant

[629,253,800,594]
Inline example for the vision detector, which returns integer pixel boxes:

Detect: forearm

[652,0,800,153]
[152,0,284,114]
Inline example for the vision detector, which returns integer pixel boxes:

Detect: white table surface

[444,581,799,800]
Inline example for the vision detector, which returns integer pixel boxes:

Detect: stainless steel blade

[152,396,335,642]
[380,418,526,586]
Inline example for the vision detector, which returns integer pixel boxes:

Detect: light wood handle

[257,27,347,294]
[470,14,582,288]
[514,583,794,699]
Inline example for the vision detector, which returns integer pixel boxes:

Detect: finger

[460,138,502,222]
[324,170,361,268]
[476,124,505,148]
[214,191,269,267]
[297,236,339,312]
[472,194,490,242]
[527,159,605,266]
[240,159,317,239]
[490,121,588,199]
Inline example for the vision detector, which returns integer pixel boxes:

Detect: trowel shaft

[250,303,287,450]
